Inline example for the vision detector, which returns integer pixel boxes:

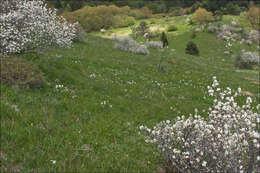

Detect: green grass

[1,17,259,172]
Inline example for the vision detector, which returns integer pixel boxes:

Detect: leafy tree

[192,7,213,24]
[160,32,169,47]
[247,6,260,30]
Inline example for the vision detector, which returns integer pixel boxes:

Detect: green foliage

[224,3,241,15]
[185,41,199,56]
[130,21,149,39]
[160,32,169,47]
[0,56,46,88]
[72,23,85,43]
[214,10,223,21]
[191,31,197,39]
[192,7,214,24]
[247,6,260,30]
[167,25,178,32]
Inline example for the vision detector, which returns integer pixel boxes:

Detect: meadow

[1,8,259,173]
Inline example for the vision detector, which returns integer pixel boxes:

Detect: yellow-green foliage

[0,56,46,88]
[61,5,148,32]
[192,8,213,24]
[247,6,260,29]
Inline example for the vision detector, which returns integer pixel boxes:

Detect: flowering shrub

[0,0,77,55]
[114,37,149,55]
[146,41,163,49]
[248,30,260,43]
[140,77,260,173]
[234,51,260,69]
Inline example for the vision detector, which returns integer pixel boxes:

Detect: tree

[192,7,213,24]
[247,6,260,30]
[160,32,169,47]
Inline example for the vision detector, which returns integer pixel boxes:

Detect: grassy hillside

[1,27,259,172]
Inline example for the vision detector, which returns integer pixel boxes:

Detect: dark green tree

[160,32,169,48]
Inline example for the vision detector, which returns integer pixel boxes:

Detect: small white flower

[202,161,207,167]
[50,160,56,164]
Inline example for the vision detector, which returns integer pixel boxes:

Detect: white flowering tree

[0,0,77,56]
[140,77,260,173]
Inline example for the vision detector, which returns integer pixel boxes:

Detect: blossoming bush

[140,77,260,173]
[234,51,260,69]
[114,37,149,55]
[146,41,163,49]
[0,0,77,56]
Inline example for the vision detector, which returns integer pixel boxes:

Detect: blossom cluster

[0,0,77,55]
[114,37,149,55]
[140,77,260,172]
[146,41,163,49]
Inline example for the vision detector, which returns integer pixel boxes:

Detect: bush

[167,25,178,32]
[63,5,135,32]
[0,0,77,56]
[185,41,199,56]
[214,10,223,21]
[191,31,197,39]
[129,7,152,19]
[225,2,241,15]
[0,56,46,88]
[247,6,260,30]
[114,37,149,55]
[72,23,85,43]
[130,21,150,39]
[192,7,214,24]
[234,51,259,69]
[248,30,260,43]
[140,77,260,173]
[146,41,163,49]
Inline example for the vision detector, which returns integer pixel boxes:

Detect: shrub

[160,32,169,48]
[191,31,197,39]
[130,22,150,39]
[124,16,136,26]
[186,41,199,56]
[225,2,241,15]
[129,7,152,19]
[167,25,178,32]
[72,23,85,43]
[0,56,46,88]
[138,21,149,36]
[114,37,149,55]
[140,77,260,173]
[248,30,260,43]
[146,41,163,49]
[234,51,259,69]
[192,7,214,24]
[214,10,223,21]
[247,6,260,30]
[0,0,77,55]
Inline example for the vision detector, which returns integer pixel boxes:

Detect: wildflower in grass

[50,160,56,164]
[89,74,96,79]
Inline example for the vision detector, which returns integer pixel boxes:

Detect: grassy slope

[1,22,259,172]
